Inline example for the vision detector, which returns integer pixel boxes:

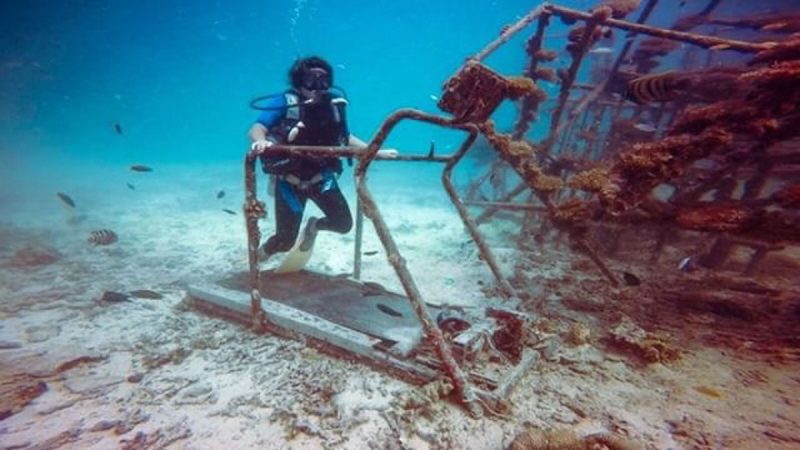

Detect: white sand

[1,162,799,449]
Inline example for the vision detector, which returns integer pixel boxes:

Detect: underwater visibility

[1,0,800,448]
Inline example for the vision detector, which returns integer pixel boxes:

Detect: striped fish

[88,229,118,246]
[624,71,691,104]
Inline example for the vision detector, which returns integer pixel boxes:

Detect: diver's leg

[309,182,353,234]
[262,181,306,257]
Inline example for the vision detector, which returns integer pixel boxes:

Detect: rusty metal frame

[467,1,772,226]
[242,108,525,416]
[232,0,786,417]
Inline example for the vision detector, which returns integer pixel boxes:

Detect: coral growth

[508,428,580,450]
[750,36,800,65]
[439,61,541,123]
[509,426,640,450]
[676,204,761,233]
[565,322,591,346]
[601,129,733,213]
[567,25,605,57]
[567,167,613,195]
[481,122,560,197]
[553,199,592,224]
[774,184,800,208]
[631,38,679,73]
[598,0,640,19]
[534,49,558,62]
[534,67,559,83]
[605,318,680,365]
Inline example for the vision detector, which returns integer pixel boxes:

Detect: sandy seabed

[1,162,799,449]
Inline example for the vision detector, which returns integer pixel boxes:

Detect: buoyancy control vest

[261,90,349,180]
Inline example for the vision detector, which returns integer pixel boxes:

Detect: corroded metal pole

[546,4,775,53]
[355,108,484,418]
[467,200,549,213]
[475,183,529,224]
[543,9,605,151]
[513,11,553,140]
[353,197,364,280]
[243,151,267,329]
[474,5,548,62]
[441,130,517,299]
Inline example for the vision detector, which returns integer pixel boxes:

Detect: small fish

[589,46,614,54]
[678,256,697,272]
[88,229,118,246]
[624,71,692,104]
[216,190,225,199]
[336,63,346,69]
[376,303,403,317]
[114,123,123,135]
[56,192,76,208]
[126,183,135,190]
[761,22,789,32]
[429,94,439,102]
[633,122,657,133]
[101,291,130,303]
[622,271,641,286]
[427,141,435,158]
[129,289,163,299]
[130,164,153,172]
[222,208,237,215]
[694,385,723,399]
[364,250,379,256]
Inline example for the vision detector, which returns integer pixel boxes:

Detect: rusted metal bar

[466,200,549,213]
[353,197,364,280]
[560,0,658,142]
[475,182,529,224]
[543,12,604,151]
[354,108,484,418]
[465,159,503,202]
[441,131,517,299]
[513,11,552,140]
[243,152,267,330]
[574,238,620,287]
[474,5,548,62]
[261,144,449,162]
[609,0,659,76]
[545,4,775,53]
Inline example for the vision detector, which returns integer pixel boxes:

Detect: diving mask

[302,67,331,91]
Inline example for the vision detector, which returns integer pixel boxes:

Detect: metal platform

[186,270,444,381]
[222,270,438,355]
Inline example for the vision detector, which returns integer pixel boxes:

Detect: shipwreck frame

[187,1,798,416]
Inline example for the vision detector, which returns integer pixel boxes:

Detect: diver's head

[290,56,333,94]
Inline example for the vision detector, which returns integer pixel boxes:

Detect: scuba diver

[247,56,370,263]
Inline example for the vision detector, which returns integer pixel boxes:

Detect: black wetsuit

[259,90,353,256]
[263,172,352,255]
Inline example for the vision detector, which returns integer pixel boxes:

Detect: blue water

[0,0,793,218]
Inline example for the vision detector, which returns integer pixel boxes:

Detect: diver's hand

[377,148,399,158]
[250,139,274,153]
[248,139,274,159]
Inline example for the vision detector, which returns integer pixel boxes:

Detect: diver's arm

[248,123,275,153]
[349,134,398,158]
